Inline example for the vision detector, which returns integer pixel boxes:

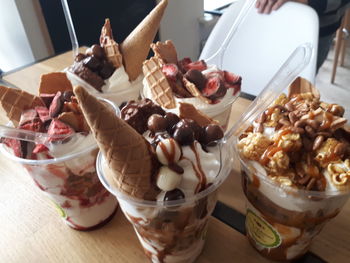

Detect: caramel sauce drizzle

[159,139,176,164]
[189,143,207,193]
[319,112,333,130]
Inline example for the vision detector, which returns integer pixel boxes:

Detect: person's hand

[255,0,308,14]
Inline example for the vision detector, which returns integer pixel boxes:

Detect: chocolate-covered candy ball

[184,119,204,141]
[185,69,206,91]
[173,125,194,145]
[164,112,180,132]
[147,114,168,133]
[164,188,185,202]
[91,44,105,59]
[203,124,224,145]
[75,53,86,62]
[83,56,101,71]
[85,47,93,56]
[62,90,74,102]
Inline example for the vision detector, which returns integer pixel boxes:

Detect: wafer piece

[288,77,320,99]
[151,40,178,65]
[120,0,168,81]
[179,102,218,127]
[58,111,89,132]
[0,86,45,125]
[102,37,123,69]
[183,78,211,104]
[39,72,73,95]
[99,18,113,44]
[143,57,176,109]
[73,86,159,200]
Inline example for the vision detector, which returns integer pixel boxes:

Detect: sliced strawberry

[40,93,56,108]
[177,57,192,73]
[202,77,227,100]
[49,91,63,118]
[224,71,241,84]
[19,120,44,132]
[205,70,224,81]
[3,138,27,158]
[162,63,179,82]
[185,60,207,72]
[47,119,75,141]
[32,144,48,154]
[35,106,51,124]
[19,109,38,126]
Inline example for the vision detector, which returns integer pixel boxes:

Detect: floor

[315,40,350,120]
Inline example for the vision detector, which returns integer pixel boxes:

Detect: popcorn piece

[326,160,350,191]
[267,150,289,174]
[265,108,282,127]
[273,94,288,106]
[315,138,343,168]
[275,132,302,152]
[238,133,272,161]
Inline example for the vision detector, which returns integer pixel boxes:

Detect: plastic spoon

[205,0,257,68]
[226,43,313,139]
[61,0,79,57]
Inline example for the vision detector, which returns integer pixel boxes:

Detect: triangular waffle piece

[151,40,178,65]
[143,57,176,109]
[39,72,73,95]
[99,18,113,44]
[0,86,45,125]
[57,111,89,132]
[179,102,218,127]
[120,0,168,81]
[183,78,211,104]
[73,86,159,200]
[102,37,123,69]
[288,77,320,99]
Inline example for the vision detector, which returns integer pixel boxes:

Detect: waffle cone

[73,86,159,200]
[143,57,175,109]
[120,0,168,81]
[0,86,45,125]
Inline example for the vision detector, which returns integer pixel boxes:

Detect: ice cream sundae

[142,40,241,129]
[0,72,117,230]
[236,77,350,260]
[74,85,231,262]
[67,0,168,106]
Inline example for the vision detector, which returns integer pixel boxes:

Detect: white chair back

[200,0,319,96]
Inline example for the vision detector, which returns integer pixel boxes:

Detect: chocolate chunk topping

[164,188,185,202]
[83,56,101,71]
[69,62,105,91]
[147,114,168,134]
[121,99,165,134]
[184,69,206,91]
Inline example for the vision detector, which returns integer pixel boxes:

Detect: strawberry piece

[19,120,44,133]
[35,106,51,124]
[225,83,241,96]
[32,144,48,154]
[47,119,75,141]
[205,70,225,81]
[49,91,63,118]
[40,93,56,108]
[224,71,241,84]
[162,63,179,82]
[185,60,207,72]
[19,109,38,126]
[3,138,27,158]
[202,77,227,100]
[178,57,192,73]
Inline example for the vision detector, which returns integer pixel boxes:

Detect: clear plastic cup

[239,157,350,261]
[96,138,232,263]
[65,69,141,107]
[0,139,118,230]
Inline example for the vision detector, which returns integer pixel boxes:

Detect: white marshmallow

[156,138,182,165]
[156,166,182,191]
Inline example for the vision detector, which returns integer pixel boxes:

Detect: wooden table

[1,50,349,263]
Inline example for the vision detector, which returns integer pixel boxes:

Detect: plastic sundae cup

[239,159,350,261]
[97,138,233,263]
[229,44,350,260]
[0,139,118,230]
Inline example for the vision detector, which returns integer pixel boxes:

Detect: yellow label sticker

[246,209,281,248]
[50,200,67,219]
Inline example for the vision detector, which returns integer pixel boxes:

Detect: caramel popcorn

[273,94,288,106]
[267,150,289,174]
[275,132,302,152]
[315,138,343,168]
[326,160,350,190]
[265,108,282,127]
[238,132,272,161]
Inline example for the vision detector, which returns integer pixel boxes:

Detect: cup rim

[235,138,350,198]
[96,138,232,208]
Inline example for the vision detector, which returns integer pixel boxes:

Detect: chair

[200,0,319,96]
[331,8,350,83]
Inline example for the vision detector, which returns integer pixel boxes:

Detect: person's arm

[256,0,308,14]
[308,0,344,14]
